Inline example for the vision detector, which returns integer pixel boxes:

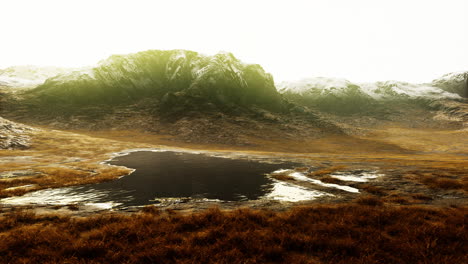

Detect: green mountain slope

[26,50,286,115]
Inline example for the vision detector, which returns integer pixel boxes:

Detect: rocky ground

[0,116,33,149]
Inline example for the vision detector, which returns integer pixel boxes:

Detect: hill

[2,50,341,145]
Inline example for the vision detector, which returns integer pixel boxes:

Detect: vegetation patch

[0,205,465,264]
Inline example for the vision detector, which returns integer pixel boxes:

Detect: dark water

[60,151,299,208]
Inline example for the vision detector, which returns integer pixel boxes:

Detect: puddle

[272,170,360,193]
[0,170,40,179]
[330,171,383,182]
[1,151,381,208]
[2,151,314,208]
[1,187,122,209]
[4,184,37,191]
[264,180,331,201]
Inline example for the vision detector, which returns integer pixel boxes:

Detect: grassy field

[0,204,466,264]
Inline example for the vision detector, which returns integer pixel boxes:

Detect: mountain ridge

[1,49,466,145]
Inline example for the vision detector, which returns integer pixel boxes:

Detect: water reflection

[2,151,307,208]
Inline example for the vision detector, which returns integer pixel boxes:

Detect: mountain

[0,65,74,88]
[2,50,342,145]
[26,50,286,114]
[277,76,464,115]
[431,71,468,98]
[2,49,465,145]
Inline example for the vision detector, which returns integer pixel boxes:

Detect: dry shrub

[1,205,465,264]
[308,166,346,177]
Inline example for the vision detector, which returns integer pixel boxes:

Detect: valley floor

[0,124,466,264]
[0,124,466,209]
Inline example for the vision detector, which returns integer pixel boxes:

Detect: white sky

[0,0,467,83]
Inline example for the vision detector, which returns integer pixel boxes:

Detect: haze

[1,0,467,83]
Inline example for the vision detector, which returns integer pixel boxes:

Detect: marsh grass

[0,205,465,264]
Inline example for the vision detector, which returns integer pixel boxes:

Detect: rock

[0,117,33,149]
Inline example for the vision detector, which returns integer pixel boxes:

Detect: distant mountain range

[277,75,466,115]
[0,49,466,144]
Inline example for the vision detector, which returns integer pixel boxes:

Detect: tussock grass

[0,205,465,264]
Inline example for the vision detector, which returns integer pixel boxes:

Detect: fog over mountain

[0,66,74,88]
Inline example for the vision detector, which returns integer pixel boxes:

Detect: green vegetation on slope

[23,50,287,115]
[278,77,464,116]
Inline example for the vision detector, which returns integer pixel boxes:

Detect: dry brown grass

[385,196,411,205]
[0,128,141,197]
[0,205,465,264]
[360,184,387,196]
[406,170,467,191]
[270,173,296,181]
[411,193,432,201]
[421,176,464,190]
[294,167,310,172]
[354,195,384,206]
[307,166,346,177]
[0,166,132,198]
[319,176,345,184]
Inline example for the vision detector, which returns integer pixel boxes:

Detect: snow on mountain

[278,77,462,100]
[431,71,467,97]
